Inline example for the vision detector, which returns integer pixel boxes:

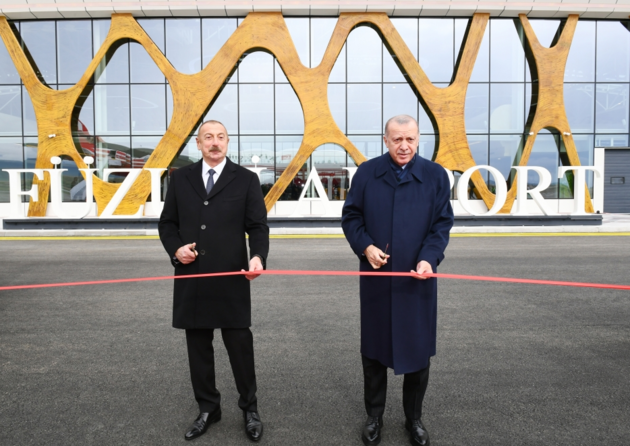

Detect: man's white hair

[384,114,419,136]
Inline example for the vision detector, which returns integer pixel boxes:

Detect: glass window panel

[0,86,22,135]
[285,18,309,67]
[568,134,595,197]
[22,86,37,136]
[565,21,595,82]
[348,135,382,160]
[171,138,201,169]
[418,83,447,134]
[595,134,628,147]
[21,21,56,85]
[312,143,347,200]
[93,20,110,53]
[595,84,629,133]
[529,131,559,198]
[57,21,92,85]
[239,84,274,134]
[131,20,165,84]
[201,84,238,136]
[0,28,21,84]
[419,19,454,83]
[240,135,275,191]
[417,133,437,161]
[596,21,630,82]
[384,19,418,83]
[347,84,381,134]
[328,84,346,133]
[95,136,132,181]
[489,134,523,187]
[383,83,418,129]
[131,136,161,169]
[276,84,304,134]
[465,83,489,133]
[467,134,489,167]
[0,138,23,202]
[347,26,382,82]
[202,18,237,67]
[529,20,561,48]
[131,85,166,135]
[240,51,273,83]
[74,135,95,161]
[72,87,94,137]
[564,83,594,133]
[166,19,201,75]
[456,18,489,82]
[94,85,130,135]
[275,60,289,83]
[23,137,38,200]
[276,135,306,200]
[55,156,85,202]
[94,40,129,84]
[311,18,336,68]
[490,19,525,82]
[330,44,346,83]
[490,83,525,133]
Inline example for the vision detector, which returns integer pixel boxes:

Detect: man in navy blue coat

[342,115,454,446]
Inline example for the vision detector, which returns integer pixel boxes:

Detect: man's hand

[242,256,263,281]
[364,245,390,270]
[175,243,197,264]
[411,260,432,280]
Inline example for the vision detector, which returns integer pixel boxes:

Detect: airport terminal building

[0,0,629,220]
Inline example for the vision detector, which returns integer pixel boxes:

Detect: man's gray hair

[384,114,419,136]
[198,120,229,138]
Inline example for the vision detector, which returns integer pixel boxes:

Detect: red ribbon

[1,270,629,292]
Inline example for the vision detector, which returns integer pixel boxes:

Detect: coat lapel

[375,154,399,189]
[185,160,208,200]
[400,154,424,185]
[207,157,237,199]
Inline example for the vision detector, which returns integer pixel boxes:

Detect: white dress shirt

[202,157,226,189]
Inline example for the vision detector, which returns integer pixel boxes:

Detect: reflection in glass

[347,26,382,82]
[0,86,22,135]
[595,84,629,133]
[419,19,454,83]
[348,84,381,133]
[465,83,489,133]
[384,19,418,83]
[565,21,595,82]
[240,51,274,83]
[131,20,165,84]
[166,19,201,74]
[490,20,525,82]
[312,144,348,200]
[0,31,20,84]
[203,19,237,67]
[489,134,523,189]
[275,84,304,134]
[418,133,436,160]
[490,83,525,133]
[596,21,630,82]
[529,20,561,48]
[467,134,489,167]
[566,134,595,197]
[529,131,559,198]
[57,21,92,85]
[349,135,382,160]
[276,135,306,200]
[21,21,57,84]
[285,18,310,67]
[240,136,275,191]
[564,84,594,133]
[94,42,129,84]
[328,84,346,132]
[172,138,201,169]
[22,86,37,136]
[202,84,238,134]
[383,83,418,129]
[595,134,628,147]
[456,18,489,82]
[131,85,166,135]
[95,85,130,135]
[131,136,161,169]
[95,136,131,183]
[56,156,86,202]
[239,84,274,134]
[0,137,23,202]
[72,88,94,137]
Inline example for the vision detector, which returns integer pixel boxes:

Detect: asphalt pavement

[1,236,629,446]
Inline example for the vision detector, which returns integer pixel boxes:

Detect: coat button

[201,225,206,230]
[199,250,206,255]
[204,201,208,205]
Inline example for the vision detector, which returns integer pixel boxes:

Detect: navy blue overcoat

[341,153,454,375]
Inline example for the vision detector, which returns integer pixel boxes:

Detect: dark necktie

[206,169,215,195]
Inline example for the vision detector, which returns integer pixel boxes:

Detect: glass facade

[1,17,629,203]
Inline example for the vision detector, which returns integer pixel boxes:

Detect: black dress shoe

[243,410,263,442]
[405,418,430,446]
[362,415,383,445]
[184,409,221,441]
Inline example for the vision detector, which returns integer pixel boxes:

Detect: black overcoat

[341,153,454,375]
[158,158,269,329]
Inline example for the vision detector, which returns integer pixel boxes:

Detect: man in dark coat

[158,120,269,442]
[341,115,454,446]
